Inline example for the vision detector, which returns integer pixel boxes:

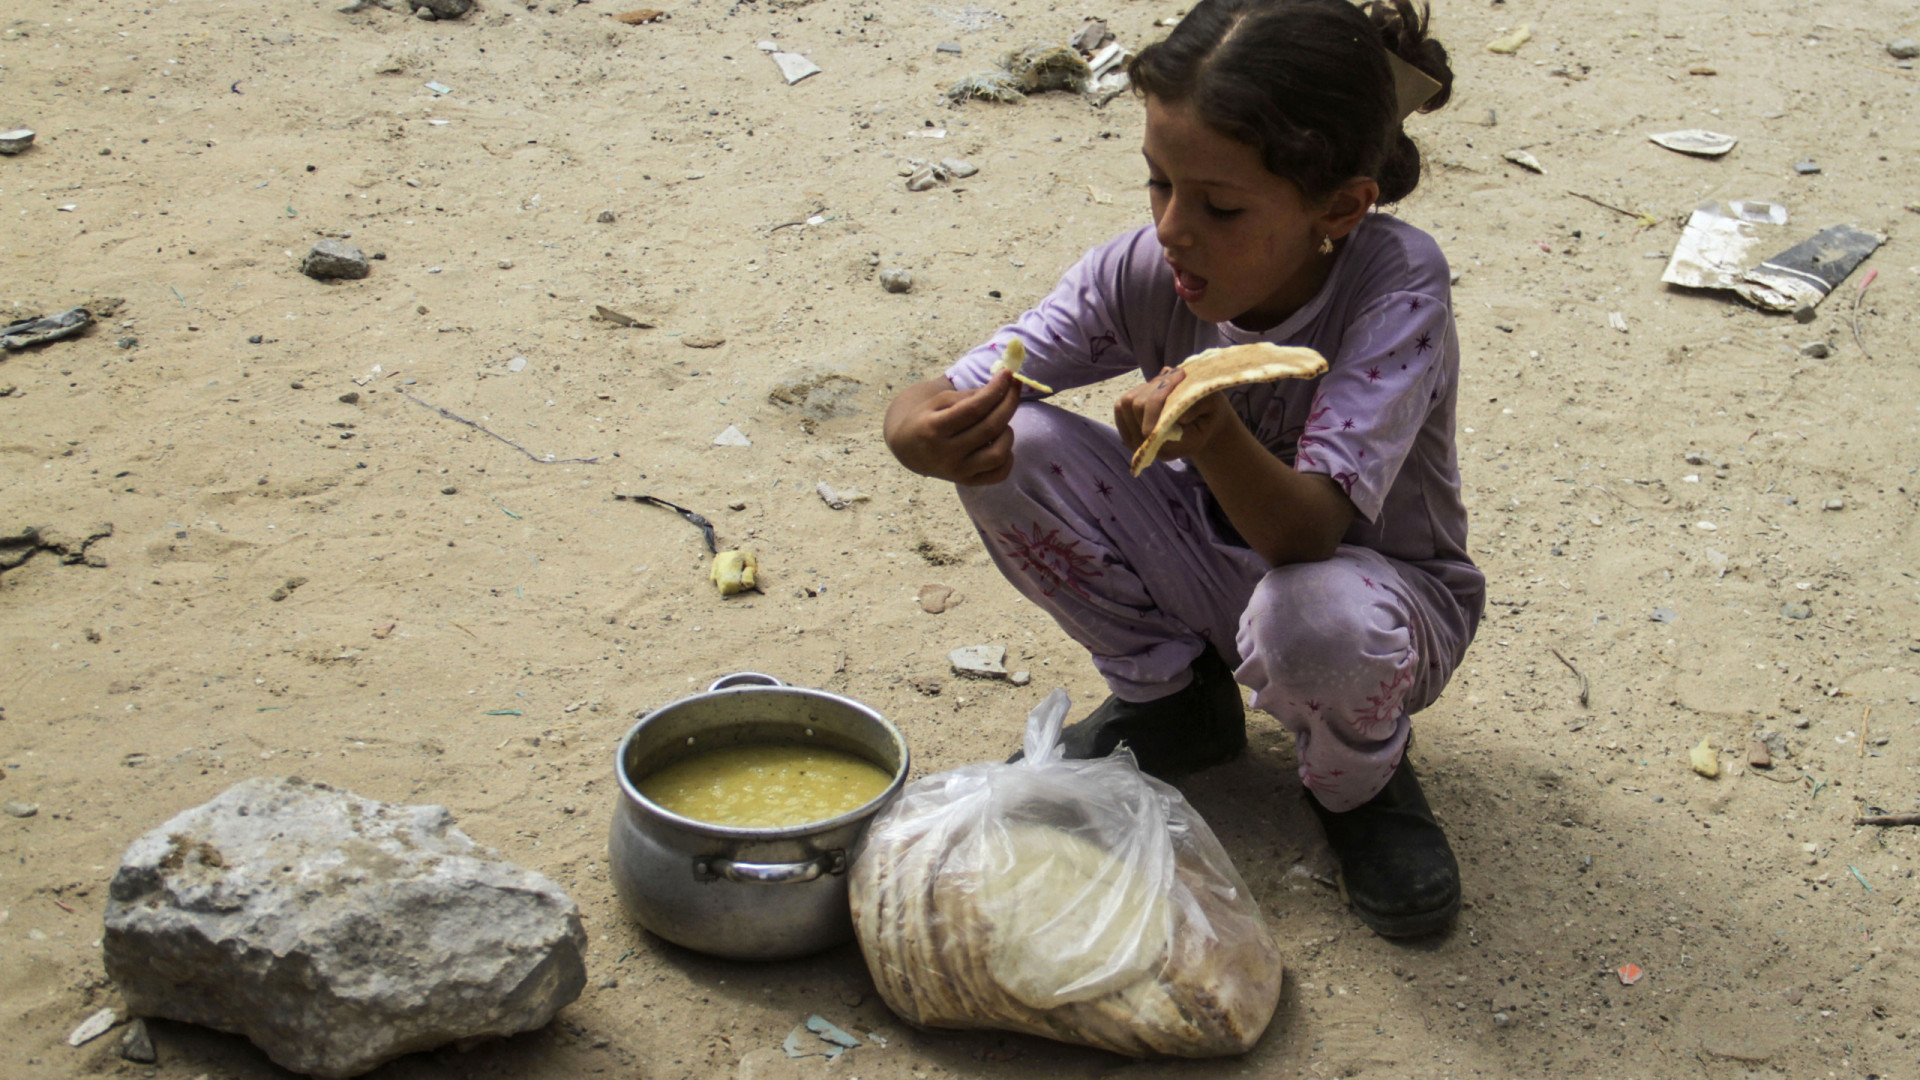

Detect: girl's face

[1143,96,1364,330]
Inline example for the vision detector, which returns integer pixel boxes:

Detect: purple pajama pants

[957,403,1478,811]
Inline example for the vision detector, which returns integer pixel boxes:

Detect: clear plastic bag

[849,690,1283,1057]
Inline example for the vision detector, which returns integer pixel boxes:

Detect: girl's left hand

[1114,368,1235,464]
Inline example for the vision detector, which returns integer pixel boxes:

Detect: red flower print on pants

[996,522,1104,600]
[1353,649,1417,739]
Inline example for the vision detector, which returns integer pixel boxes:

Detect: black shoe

[1010,645,1246,779]
[1307,760,1460,938]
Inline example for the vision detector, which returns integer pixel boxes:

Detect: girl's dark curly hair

[1129,0,1453,205]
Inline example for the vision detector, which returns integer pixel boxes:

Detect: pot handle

[697,850,847,884]
[707,672,786,692]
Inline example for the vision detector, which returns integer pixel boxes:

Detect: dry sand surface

[3,0,1919,1076]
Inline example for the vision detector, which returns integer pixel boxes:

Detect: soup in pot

[638,743,893,828]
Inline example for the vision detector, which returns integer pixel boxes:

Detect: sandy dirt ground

[3,0,1919,1076]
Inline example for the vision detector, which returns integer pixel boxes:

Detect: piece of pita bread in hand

[990,339,1055,395]
[1128,343,1328,477]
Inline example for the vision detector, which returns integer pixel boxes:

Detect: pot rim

[614,676,910,842]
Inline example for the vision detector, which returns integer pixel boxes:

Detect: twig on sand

[1857,814,1920,827]
[1550,646,1589,708]
[769,205,828,233]
[397,388,600,464]
[1850,268,1878,362]
[1567,190,1657,226]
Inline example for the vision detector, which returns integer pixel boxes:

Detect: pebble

[880,268,913,294]
[598,975,620,990]
[1792,303,1817,324]
[68,1007,118,1047]
[936,41,962,55]
[507,356,528,373]
[1780,602,1812,620]
[1683,451,1710,465]
[596,210,617,224]
[0,128,34,155]
[248,334,264,344]
[1793,160,1821,175]
[1823,498,1843,511]
[1009,670,1031,686]
[498,259,514,269]
[4,800,40,817]
[949,644,1008,678]
[301,239,371,281]
[906,164,942,192]
[1493,1012,1510,1027]
[338,391,360,404]
[713,425,752,448]
[1889,38,1919,60]
[441,486,458,495]
[1649,607,1676,623]
[681,334,726,349]
[917,584,955,614]
[940,157,978,179]
[1798,341,1829,358]
[120,1018,157,1064]
[1783,986,1804,1005]
[1746,739,1772,769]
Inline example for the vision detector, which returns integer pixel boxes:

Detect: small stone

[1798,341,1829,358]
[1889,38,1919,60]
[1493,1012,1510,1027]
[498,259,514,269]
[103,777,584,1079]
[1792,715,1811,729]
[908,675,943,696]
[1783,986,1804,1005]
[1780,602,1812,620]
[120,1018,157,1063]
[1683,451,1710,465]
[596,210,617,224]
[936,41,962,55]
[1793,159,1820,175]
[940,157,978,179]
[949,644,1008,678]
[247,334,264,344]
[441,486,458,495]
[1823,498,1844,511]
[1009,670,1031,686]
[713,425,752,448]
[1649,607,1676,623]
[0,128,35,155]
[839,988,864,1008]
[880,268,913,294]
[682,334,726,349]
[507,356,528,372]
[338,391,360,405]
[917,584,955,614]
[1747,739,1772,769]
[411,0,473,15]
[598,975,620,990]
[268,576,308,602]
[415,6,436,18]
[905,165,941,192]
[1792,303,1818,324]
[68,1007,117,1047]
[4,800,39,817]
[301,239,371,281]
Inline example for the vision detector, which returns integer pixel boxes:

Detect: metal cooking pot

[609,673,909,960]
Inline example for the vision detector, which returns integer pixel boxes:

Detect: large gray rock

[103,777,586,1079]
[301,239,370,281]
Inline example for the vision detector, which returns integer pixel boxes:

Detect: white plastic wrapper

[849,690,1282,1057]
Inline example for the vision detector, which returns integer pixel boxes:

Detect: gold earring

[1319,235,1335,256]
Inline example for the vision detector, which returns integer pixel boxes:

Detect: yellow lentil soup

[638,743,894,828]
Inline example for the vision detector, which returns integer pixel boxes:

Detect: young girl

[883,0,1481,938]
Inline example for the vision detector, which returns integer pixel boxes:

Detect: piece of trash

[352,363,384,386]
[1616,964,1644,986]
[1,308,92,351]
[768,50,821,85]
[1502,149,1544,174]
[57,203,76,212]
[1486,25,1531,53]
[0,128,35,155]
[612,8,665,24]
[816,482,868,510]
[948,43,1091,104]
[507,356,528,373]
[483,709,523,717]
[1792,159,1820,175]
[711,549,758,596]
[880,268,913,294]
[1737,223,1883,312]
[424,81,451,94]
[949,644,1009,678]
[613,493,717,554]
[1069,20,1114,55]
[1747,739,1772,769]
[906,162,946,192]
[1848,864,1873,891]
[592,305,654,328]
[1649,607,1676,623]
[1648,129,1738,157]
[806,1015,862,1049]
[1608,311,1628,333]
[68,1007,118,1047]
[713,425,752,448]
[1689,738,1719,778]
[1660,200,1788,299]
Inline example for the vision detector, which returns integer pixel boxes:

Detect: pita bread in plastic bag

[849,690,1282,1057]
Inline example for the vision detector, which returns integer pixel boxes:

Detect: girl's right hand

[883,372,1021,486]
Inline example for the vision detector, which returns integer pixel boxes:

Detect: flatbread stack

[850,765,1282,1057]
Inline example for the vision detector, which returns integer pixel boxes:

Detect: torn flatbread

[1129,343,1328,476]
[990,339,1055,395]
